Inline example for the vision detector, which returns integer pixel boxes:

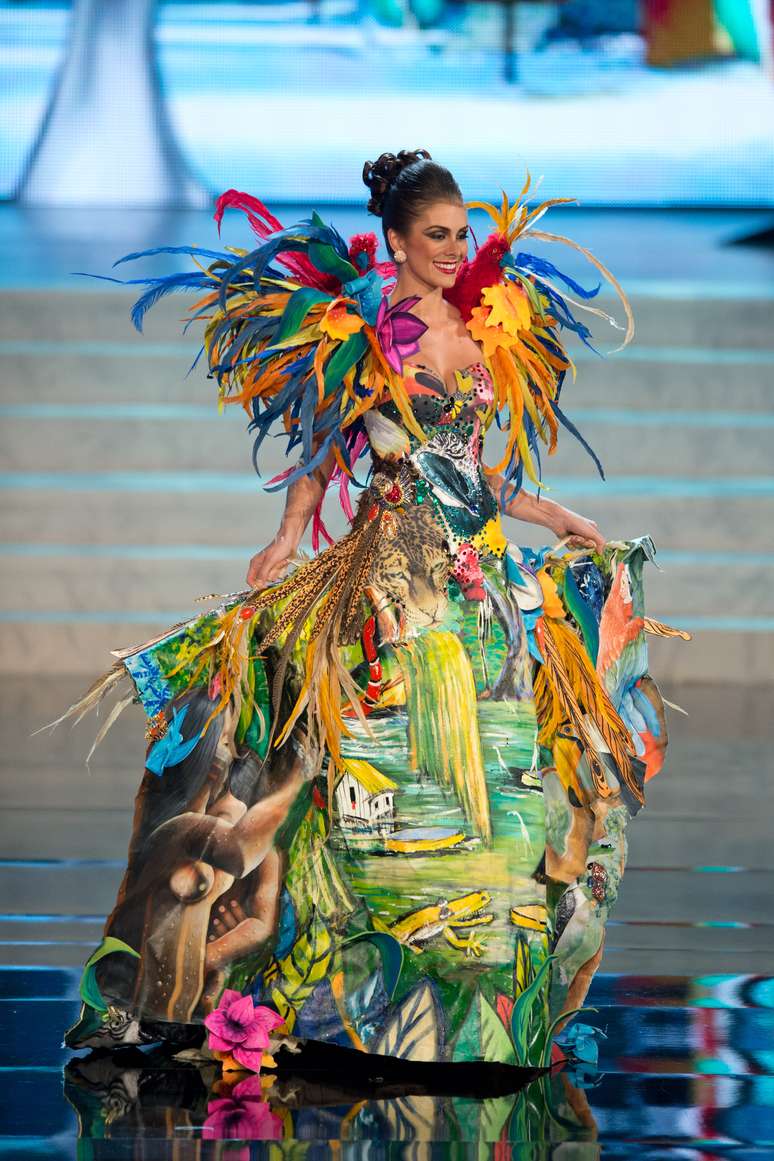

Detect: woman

[63,149,678,1083]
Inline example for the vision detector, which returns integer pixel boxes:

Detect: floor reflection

[2,970,773,1155]
[63,1051,600,1151]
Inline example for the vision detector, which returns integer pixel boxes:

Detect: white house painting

[335,758,397,835]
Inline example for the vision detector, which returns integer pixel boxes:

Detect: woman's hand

[490,472,607,553]
[246,535,297,589]
[546,504,606,553]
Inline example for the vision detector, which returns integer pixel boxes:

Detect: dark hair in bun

[362,149,463,257]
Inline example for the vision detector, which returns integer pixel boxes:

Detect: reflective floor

[1,680,773,1157]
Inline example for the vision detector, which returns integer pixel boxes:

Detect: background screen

[2,0,773,207]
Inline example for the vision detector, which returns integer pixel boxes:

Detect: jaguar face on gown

[61,171,683,1076]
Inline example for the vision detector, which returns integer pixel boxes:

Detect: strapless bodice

[402,361,496,429]
[367,358,505,600]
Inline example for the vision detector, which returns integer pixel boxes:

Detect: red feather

[213,189,338,293]
[443,233,509,321]
[346,232,397,282]
[214,189,284,239]
[347,232,379,271]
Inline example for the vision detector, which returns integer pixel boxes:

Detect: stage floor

[1,683,773,1156]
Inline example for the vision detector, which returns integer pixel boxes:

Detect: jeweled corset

[370,360,506,600]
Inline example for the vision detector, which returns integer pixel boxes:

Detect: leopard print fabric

[367,504,451,632]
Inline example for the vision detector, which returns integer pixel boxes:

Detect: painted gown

[64,184,681,1069]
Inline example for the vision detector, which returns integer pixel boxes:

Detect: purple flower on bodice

[375,294,428,375]
[204,989,284,1072]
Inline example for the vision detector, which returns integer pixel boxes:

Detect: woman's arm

[246,446,337,588]
[201,764,305,880]
[486,469,606,552]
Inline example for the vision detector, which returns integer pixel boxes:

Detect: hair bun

[362,149,432,217]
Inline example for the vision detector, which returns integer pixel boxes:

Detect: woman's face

[388,200,469,289]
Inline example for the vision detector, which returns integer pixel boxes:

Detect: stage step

[1,289,771,682]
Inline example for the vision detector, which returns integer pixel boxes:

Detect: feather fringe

[33,662,130,737]
[97,174,633,514]
[534,615,643,807]
[464,173,634,488]
[643,617,692,641]
[234,499,388,804]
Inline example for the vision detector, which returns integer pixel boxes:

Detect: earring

[393,249,406,263]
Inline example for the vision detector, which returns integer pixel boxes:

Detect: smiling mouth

[433,260,458,274]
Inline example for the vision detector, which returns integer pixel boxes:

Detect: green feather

[323,330,369,395]
[308,240,359,283]
[274,287,331,345]
[562,566,599,663]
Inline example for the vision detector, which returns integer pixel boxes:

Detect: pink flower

[203,1074,283,1141]
[204,990,284,1073]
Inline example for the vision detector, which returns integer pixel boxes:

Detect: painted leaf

[480,993,517,1066]
[511,954,555,1065]
[323,330,369,395]
[513,933,534,998]
[373,1095,438,1142]
[479,1094,517,1143]
[79,936,140,1013]
[373,980,440,1062]
[268,911,332,1032]
[341,929,405,999]
[452,990,480,1063]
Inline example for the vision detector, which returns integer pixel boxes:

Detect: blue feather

[551,400,605,479]
[185,346,206,377]
[540,285,599,353]
[513,252,601,300]
[264,432,335,491]
[128,274,213,332]
[113,245,231,268]
[72,270,214,332]
[299,376,319,464]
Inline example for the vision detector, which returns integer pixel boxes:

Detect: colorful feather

[81,177,634,521]
[443,233,510,321]
[457,173,634,490]
[562,563,600,664]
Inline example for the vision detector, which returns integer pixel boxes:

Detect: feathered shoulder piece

[102,177,632,517]
[444,173,635,498]
[102,190,430,539]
